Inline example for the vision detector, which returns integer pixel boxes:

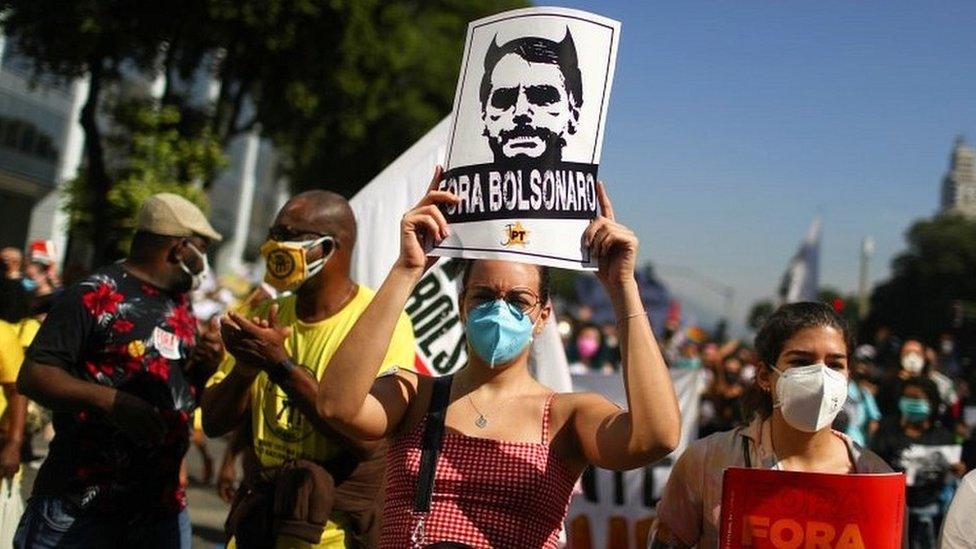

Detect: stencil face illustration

[480,31,582,163]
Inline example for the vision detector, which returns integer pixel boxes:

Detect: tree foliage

[1,0,526,267]
[205,0,527,194]
[0,0,192,265]
[747,299,775,332]
[867,214,976,343]
[64,101,223,257]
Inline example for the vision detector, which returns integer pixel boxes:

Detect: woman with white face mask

[315,167,680,549]
[651,302,892,548]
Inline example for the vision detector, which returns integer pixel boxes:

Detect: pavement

[184,434,233,549]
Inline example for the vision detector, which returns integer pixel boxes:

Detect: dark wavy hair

[479,30,583,113]
[740,302,855,422]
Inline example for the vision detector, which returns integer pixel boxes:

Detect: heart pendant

[475,415,488,428]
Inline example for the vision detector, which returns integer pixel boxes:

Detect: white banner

[431,7,621,270]
[566,369,704,549]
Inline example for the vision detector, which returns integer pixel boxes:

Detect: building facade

[0,36,86,262]
[941,136,976,219]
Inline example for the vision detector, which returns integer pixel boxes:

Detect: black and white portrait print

[433,8,620,270]
[480,31,583,165]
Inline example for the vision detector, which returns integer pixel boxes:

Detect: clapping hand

[221,304,291,373]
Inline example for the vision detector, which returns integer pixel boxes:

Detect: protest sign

[719,468,905,549]
[349,117,571,387]
[896,443,961,487]
[432,7,621,270]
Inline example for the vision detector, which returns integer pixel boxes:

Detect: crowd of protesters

[0,185,973,548]
[558,289,975,547]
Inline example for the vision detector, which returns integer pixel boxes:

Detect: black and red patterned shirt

[26,263,202,518]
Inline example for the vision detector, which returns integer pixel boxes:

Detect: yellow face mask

[259,235,334,292]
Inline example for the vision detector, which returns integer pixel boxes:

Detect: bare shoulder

[374,367,426,399]
[549,391,618,426]
[552,391,618,413]
[386,370,437,435]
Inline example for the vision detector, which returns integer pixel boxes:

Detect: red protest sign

[719,468,905,549]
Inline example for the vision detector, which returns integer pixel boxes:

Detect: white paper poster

[432,7,621,270]
[349,118,571,388]
[898,443,962,486]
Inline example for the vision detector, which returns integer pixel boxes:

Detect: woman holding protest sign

[651,302,892,548]
[316,166,680,548]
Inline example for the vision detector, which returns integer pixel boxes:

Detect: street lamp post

[858,236,874,320]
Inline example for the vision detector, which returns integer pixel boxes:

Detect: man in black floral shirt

[14,194,223,548]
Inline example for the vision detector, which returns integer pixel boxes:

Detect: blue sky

[544,1,976,333]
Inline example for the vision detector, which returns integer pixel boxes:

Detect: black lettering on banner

[643,458,673,507]
[440,162,598,223]
[613,470,625,505]
[426,327,466,375]
[414,296,454,338]
[581,466,598,503]
[580,461,674,509]
[419,316,463,373]
[405,274,441,316]
[406,261,467,374]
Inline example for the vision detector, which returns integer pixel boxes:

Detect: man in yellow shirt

[202,191,414,549]
[0,319,26,480]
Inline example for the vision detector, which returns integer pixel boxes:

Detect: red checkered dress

[380,393,578,548]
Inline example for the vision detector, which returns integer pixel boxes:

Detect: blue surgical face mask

[899,397,931,423]
[21,278,38,292]
[674,357,702,370]
[465,300,535,368]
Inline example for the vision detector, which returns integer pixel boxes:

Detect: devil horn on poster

[348,117,571,391]
[431,7,621,271]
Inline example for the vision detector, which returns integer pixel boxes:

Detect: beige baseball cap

[136,193,223,242]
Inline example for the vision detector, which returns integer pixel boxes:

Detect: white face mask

[772,363,848,433]
[179,242,211,292]
[901,352,925,375]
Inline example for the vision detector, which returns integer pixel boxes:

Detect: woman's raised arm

[570,183,682,470]
[316,167,459,440]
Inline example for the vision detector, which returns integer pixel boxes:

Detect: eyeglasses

[268,226,331,243]
[466,287,541,315]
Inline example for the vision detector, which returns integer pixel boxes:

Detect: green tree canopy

[64,100,225,257]
[1,0,526,266]
[747,299,775,332]
[867,214,976,343]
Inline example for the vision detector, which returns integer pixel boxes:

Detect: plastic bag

[0,477,24,547]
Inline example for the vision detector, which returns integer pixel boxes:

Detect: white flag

[349,118,571,391]
[779,218,822,304]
